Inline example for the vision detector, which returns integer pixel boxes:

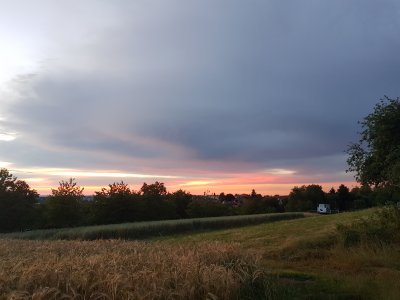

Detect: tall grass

[1,212,304,240]
[270,207,400,299]
[336,205,400,247]
[0,239,269,299]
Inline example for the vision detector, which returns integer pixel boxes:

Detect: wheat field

[0,239,267,300]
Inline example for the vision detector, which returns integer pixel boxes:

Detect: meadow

[0,212,304,240]
[1,208,400,299]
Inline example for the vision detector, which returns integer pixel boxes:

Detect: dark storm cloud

[2,0,400,177]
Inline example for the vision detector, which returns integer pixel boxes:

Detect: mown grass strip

[1,212,304,240]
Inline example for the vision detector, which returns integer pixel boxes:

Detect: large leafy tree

[347,96,400,188]
[0,168,39,232]
[43,178,84,228]
[92,182,139,224]
[286,184,325,211]
[167,189,192,218]
[140,181,167,197]
[336,184,353,211]
[140,182,177,220]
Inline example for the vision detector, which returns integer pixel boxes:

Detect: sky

[1,0,400,195]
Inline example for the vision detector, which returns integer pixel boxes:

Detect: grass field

[163,208,400,299]
[1,208,400,299]
[0,212,304,240]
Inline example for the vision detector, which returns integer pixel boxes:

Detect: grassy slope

[159,210,370,258]
[158,208,400,299]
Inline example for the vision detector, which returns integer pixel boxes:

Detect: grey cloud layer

[2,0,400,178]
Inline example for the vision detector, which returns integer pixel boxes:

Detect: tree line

[1,168,398,233]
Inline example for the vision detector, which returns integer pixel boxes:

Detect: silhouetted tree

[140,181,167,198]
[370,186,400,206]
[347,96,400,189]
[140,182,176,220]
[218,192,226,202]
[0,168,39,232]
[351,184,373,209]
[225,193,236,202]
[326,187,338,210]
[286,184,325,211]
[239,195,282,214]
[187,200,230,218]
[337,184,352,211]
[263,196,283,213]
[92,182,139,224]
[251,189,262,199]
[42,178,84,228]
[167,189,192,218]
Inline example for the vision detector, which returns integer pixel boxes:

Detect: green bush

[337,205,400,247]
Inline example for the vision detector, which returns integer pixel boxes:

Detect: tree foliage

[43,178,84,228]
[96,181,133,198]
[240,196,283,214]
[167,189,192,218]
[187,200,229,218]
[336,184,352,211]
[0,168,39,232]
[92,181,139,224]
[347,96,400,188]
[286,184,325,211]
[140,181,167,197]
[50,178,85,197]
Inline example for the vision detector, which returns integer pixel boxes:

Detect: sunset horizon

[1,1,398,199]
[3,164,357,196]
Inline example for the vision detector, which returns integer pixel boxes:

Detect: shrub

[337,205,400,247]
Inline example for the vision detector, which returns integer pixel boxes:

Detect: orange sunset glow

[12,165,357,196]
